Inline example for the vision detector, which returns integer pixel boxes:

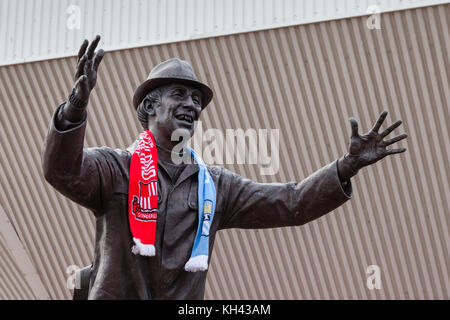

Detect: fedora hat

[133,58,213,110]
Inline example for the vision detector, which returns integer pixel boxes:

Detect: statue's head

[133,59,213,147]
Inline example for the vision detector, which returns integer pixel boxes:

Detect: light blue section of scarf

[186,146,216,265]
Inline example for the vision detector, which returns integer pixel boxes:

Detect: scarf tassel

[184,255,208,272]
[131,238,155,256]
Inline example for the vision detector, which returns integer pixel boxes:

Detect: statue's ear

[142,97,156,116]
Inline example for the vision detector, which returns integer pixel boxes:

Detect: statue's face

[149,82,202,146]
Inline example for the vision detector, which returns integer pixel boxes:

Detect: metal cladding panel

[0,232,34,299]
[0,4,449,299]
[0,205,49,299]
[1,0,450,66]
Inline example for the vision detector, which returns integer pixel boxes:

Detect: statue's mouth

[175,113,194,124]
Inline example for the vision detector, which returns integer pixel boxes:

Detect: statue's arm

[41,36,112,213]
[218,110,407,229]
[41,104,116,214]
[218,160,352,230]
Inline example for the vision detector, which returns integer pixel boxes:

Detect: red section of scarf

[128,130,159,246]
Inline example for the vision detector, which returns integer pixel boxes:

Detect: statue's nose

[181,97,201,117]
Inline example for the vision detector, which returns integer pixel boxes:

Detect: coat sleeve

[41,103,119,214]
[218,160,352,229]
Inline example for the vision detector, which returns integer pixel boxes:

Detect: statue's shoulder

[206,165,243,183]
[206,164,223,177]
[84,145,128,156]
[84,145,131,169]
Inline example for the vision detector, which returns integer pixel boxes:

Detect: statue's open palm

[73,35,104,103]
[347,111,407,170]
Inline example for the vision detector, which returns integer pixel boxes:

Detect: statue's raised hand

[339,110,408,179]
[71,35,104,105]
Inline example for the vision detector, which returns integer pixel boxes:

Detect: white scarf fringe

[132,238,155,256]
[184,255,209,272]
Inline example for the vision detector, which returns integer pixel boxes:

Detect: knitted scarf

[128,130,216,272]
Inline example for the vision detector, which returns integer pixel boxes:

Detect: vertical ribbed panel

[0,205,49,299]
[0,233,35,299]
[0,4,449,299]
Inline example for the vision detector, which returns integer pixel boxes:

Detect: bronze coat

[41,104,352,300]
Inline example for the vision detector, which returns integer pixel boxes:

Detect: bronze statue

[42,35,407,299]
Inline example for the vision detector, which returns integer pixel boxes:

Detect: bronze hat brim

[133,77,213,110]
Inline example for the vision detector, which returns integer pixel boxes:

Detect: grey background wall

[0,4,449,299]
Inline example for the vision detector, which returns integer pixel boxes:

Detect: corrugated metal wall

[0,205,49,299]
[0,217,35,299]
[0,4,449,299]
[1,0,449,66]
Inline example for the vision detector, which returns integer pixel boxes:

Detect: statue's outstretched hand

[62,35,104,123]
[338,110,408,180]
[72,35,104,104]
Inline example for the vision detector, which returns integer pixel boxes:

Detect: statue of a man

[42,36,407,300]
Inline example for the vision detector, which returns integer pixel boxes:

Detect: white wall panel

[0,0,449,66]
